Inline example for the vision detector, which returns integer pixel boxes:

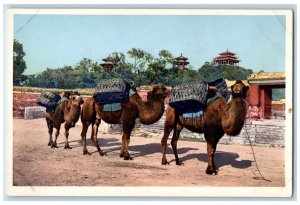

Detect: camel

[161,80,249,175]
[80,84,170,159]
[45,91,84,149]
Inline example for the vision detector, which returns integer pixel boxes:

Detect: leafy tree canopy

[22,46,253,89]
[13,39,27,85]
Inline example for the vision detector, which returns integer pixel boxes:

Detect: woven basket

[36,92,61,111]
[169,81,208,113]
[93,78,130,104]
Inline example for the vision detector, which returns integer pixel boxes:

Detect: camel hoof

[64,144,72,149]
[161,159,170,165]
[120,153,124,158]
[51,144,58,148]
[206,167,218,175]
[100,151,107,156]
[83,150,88,155]
[124,156,133,160]
[176,161,184,166]
[48,142,52,146]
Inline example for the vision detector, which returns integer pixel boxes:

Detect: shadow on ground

[59,138,252,170]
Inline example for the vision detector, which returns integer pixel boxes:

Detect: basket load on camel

[36,92,62,112]
[169,78,229,115]
[93,78,132,104]
[93,78,136,112]
[36,91,80,112]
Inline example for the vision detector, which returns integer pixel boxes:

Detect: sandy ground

[12,118,285,187]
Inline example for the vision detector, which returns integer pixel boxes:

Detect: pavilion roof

[214,56,240,62]
[219,49,236,55]
[214,49,240,63]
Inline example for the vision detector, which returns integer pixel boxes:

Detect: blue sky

[13,14,286,75]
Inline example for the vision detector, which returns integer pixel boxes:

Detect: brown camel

[161,80,249,175]
[45,91,84,149]
[80,84,170,159]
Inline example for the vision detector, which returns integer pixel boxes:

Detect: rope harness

[244,120,272,182]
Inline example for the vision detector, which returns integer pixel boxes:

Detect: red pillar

[247,84,261,119]
[248,84,260,106]
[260,86,272,119]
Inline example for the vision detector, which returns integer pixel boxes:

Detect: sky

[13,13,287,75]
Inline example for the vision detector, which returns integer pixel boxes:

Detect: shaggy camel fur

[80,84,170,159]
[161,80,249,175]
[45,91,84,149]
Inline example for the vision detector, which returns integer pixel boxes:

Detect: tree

[13,39,27,85]
[145,50,173,85]
[198,62,253,81]
[127,48,153,74]
[73,58,96,87]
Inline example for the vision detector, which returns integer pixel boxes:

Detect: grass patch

[13,86,94,96]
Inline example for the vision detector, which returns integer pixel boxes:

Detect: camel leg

[120,134,125,158]
[204,127,223,175]
[171,124,184,165]
[64,124,72,149]
[51,124,61,148]
[121,119,135,160]
[91,118,105,156]
[46,118,53,146]
[161,123,173,165]
[80,122,89,155]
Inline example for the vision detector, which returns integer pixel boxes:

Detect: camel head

[61,91,72,98]
[147,84,171,100]
[70,95,84,107]
[231,80,249,99]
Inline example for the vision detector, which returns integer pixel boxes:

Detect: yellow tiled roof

[272,99,286,104]
[248,71,285,80]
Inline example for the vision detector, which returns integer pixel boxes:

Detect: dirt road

[12,118,285,188]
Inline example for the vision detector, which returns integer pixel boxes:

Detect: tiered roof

[174,54,190,65]
[214,49,240,64]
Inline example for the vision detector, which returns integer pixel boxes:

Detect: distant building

[174,53,189,70]
[213,49,240,65]
[247,71,285,119]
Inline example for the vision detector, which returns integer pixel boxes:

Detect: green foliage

[24,47,253,89]
[13,39,27,85]
[198,62,253,81]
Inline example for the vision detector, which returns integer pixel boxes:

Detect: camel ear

[231,85,234,91]
[242,86,249,98]
[152,86,158,93]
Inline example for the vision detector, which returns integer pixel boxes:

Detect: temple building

[213,49,240,65]
[247,71,285,119]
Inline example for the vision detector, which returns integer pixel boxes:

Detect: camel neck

[68,103,81,123]
[137,95,165,125]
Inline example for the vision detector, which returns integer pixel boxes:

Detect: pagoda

[213,49,240,65]
[174,53,189,70]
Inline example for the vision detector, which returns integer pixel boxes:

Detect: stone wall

[219,120,285,147]
[131,112,285,147]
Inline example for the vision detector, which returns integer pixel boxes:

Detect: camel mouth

[233,90,241,94]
